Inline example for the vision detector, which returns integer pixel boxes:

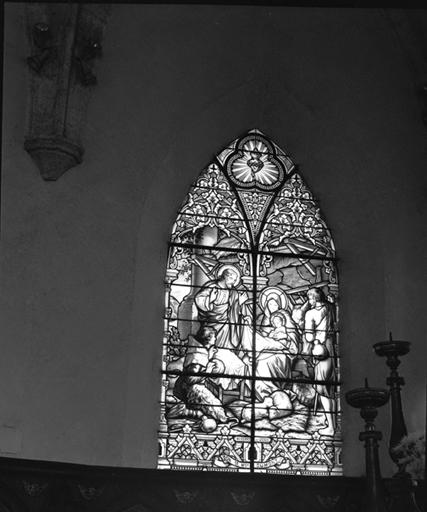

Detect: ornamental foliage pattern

[158,129,341,475]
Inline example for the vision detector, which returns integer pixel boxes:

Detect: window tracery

[158,129,342,475]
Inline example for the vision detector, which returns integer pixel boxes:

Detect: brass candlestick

[346,379,389,512]
[373,333,410,475]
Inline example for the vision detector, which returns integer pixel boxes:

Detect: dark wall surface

[1,4,426,477]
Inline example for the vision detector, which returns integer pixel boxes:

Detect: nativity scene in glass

[157,130,342,475]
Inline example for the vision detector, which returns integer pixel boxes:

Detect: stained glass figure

[158,129,342,475]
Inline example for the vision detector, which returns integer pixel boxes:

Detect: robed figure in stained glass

[194,267,252,352]
[302,288,336,436]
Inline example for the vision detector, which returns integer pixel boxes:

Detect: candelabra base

[386,472,422,512]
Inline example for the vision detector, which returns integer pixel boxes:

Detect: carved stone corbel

[25,3,110,180]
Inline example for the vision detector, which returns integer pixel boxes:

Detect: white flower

[392,432,425,480]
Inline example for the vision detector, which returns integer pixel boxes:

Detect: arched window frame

[158,129,342,475]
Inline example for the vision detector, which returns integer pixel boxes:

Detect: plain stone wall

[1,4,426,476]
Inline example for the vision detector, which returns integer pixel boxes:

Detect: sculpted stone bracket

[24,3,110,180]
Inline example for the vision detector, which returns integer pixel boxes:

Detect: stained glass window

[158,129,342,475]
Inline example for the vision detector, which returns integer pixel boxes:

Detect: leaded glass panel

[158,129,342,475]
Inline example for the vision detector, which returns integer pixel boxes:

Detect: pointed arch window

[158,130,342,475]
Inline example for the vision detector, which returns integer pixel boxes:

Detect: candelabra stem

[346,384,389,512]
[360,429,388,512]
[388,373,407,468]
